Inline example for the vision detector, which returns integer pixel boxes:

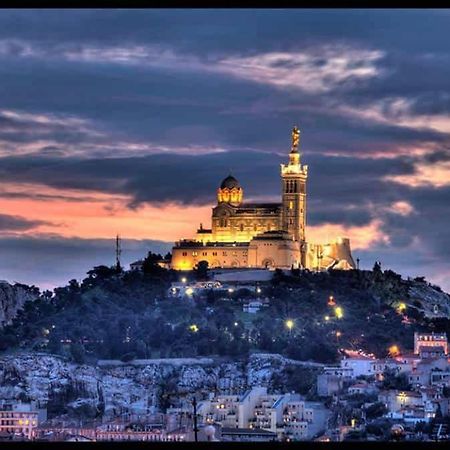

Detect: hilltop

[0,258,449,365]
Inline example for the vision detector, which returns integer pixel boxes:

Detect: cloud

[0,235,171,289]
[0,213,50,232]
[385,160,450,188]
[0,108,228,158]
[338,96,450,135]
[0,39,385,94]
[215,47,385,93]
[383,201,415,216]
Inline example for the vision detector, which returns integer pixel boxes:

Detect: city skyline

[0,10,449,289]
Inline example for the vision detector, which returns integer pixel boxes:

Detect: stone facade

[171,127,355,271]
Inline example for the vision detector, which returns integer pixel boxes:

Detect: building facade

[197,386,328,441]
[414,332,448,357]
[0,402,42,440]
[171,127,355,271]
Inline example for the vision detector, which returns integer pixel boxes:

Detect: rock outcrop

[0,352,316,425]
[0,281,37,327]
[408,280,450,318]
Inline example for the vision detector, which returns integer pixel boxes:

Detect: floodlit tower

[280,126,308,242]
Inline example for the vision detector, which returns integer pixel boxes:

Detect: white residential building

[198,387,328,441]
[0,402,44,440]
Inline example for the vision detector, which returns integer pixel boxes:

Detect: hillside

[1,261,449,365]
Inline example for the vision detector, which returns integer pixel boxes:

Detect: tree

[373,261,382,274]
[135,339,147,358]
[382,369,410,390]
[142,252,166,276]
[121,352,137,362]
[366,402,387,419]
[86,265,117,280]
[47,333,63,354]
[70,343,86,364]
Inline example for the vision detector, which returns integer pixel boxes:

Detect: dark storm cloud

[402,186,450,258]
[0,150,416,208]
[0,214,50,232]
[0,10,448,56]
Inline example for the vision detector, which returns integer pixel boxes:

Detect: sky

[0,9,449,291]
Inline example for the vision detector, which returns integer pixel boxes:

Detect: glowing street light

[335,331,342,338]
[228,288,234,293]
[324,315,330,322]
[397,302,407,313]
[328,295,336,306]
[234,322,239,327]
[334,306,344,319]
[285,319,295,331]
[389,344,400,357]
[189,324,199,333]
[185,287,194,296]
[256,287,262,294]
[181,277,187,283]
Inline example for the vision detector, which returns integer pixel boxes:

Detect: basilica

[171,127,355,271]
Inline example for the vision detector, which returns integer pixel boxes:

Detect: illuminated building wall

[171,127,355,271]
[0,404,39,440]
[414,332,448,355]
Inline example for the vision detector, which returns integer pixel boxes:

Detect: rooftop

[221,428,277,436]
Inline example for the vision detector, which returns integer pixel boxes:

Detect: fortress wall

[305,238,355,270]
[248,239,301,269]
[171,244,249,270]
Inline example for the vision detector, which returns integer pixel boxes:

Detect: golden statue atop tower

[291,125,300,152]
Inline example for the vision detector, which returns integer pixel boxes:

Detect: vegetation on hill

[0,254,448,365]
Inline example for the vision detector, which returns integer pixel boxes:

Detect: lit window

[192,251,198,256]
[289,201,293,209]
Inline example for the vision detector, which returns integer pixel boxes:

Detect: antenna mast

[115,234,122,271]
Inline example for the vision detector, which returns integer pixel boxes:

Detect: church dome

[220,175,240,190]
[217,175,243,206]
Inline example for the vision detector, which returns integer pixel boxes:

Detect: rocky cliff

[0,352,317,425]
[0,281,37,327]
[408,280,450,318]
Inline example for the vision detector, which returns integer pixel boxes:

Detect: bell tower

[281,126,308,242]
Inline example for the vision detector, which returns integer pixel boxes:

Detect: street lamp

[181,277,187,283]
[285,319,294,333]
[389,344,400,357]
[334,306,343,319]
